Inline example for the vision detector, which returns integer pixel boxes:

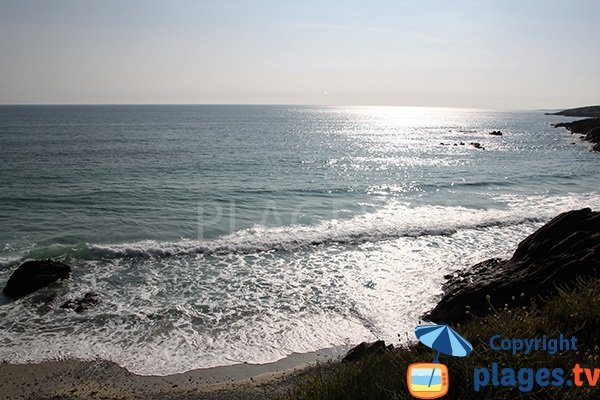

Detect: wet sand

[0,347,343,399]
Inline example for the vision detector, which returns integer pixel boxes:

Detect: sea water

[0,105,598,374]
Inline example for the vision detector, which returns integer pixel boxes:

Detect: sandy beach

[0,347,342,400]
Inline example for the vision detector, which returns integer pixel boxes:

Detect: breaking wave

[17,192,600,262]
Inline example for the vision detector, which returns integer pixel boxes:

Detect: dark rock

[3,260,71,300]
[552,118,600,134]
[489,131,503,136]
[426,208,600,323]
[470,142,484,149]
[342,340,392,363]
[585,127,600,143]
[553,118,600,152]
[61,292,100,312]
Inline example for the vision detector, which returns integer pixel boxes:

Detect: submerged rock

[3,260,71,300]
[61,292,100,312]
[426,208,600,323]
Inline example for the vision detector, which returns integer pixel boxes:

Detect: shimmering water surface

[0,105,598,374]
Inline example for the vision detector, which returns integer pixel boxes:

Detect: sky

[0,0,599,109]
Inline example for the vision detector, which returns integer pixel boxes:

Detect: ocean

[0,105,599,375]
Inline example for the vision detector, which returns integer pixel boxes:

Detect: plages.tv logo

[407,324,473,399]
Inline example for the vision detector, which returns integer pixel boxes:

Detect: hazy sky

[1,0,599,109]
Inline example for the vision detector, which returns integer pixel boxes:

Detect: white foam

[81,191,600,259]
[1,192,599,375]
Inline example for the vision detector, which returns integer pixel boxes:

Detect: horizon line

[0,103,578,112]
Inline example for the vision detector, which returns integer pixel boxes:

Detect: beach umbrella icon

[415,324,473,362]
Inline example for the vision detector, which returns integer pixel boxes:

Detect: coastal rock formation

[61,292,100,312]
[489,130,503,136]
[553,118,600,152]
[342,340,393,363]
[553,118,599,135]
[585,127,600,143]
[3,260,71,300]
[426,208,600,323]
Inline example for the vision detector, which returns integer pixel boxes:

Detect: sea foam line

[18,192,600,261]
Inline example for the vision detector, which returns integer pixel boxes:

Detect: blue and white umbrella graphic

[415,324,473,362]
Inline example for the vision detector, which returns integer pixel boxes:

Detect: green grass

[280,277,600,400]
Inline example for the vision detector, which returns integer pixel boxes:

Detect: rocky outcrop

[342,340,394,363]
[553,118,600,152]
[489,131,503,136]
[553,118,599,134]
[3,260,71,300]
[426,208,600,324]
[440,142,483,149]
[61,292,100,312]
[585,126,600,143]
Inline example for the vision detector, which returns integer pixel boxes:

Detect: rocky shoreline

[426,208,600,323]
[343,207,600,360]
[550,105,600,152]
